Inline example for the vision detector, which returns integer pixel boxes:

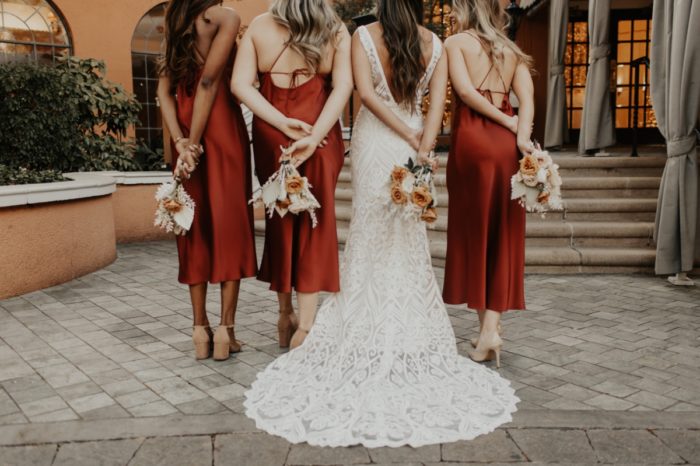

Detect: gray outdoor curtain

[544,0,568,148]
[577,0,615,153]
[651,0,700,275]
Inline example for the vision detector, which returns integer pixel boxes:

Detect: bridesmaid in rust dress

[443,0,535,367]
[157,1,256,361]
[231,1,352,349]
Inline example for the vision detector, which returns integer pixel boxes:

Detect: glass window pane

[616,87,630,107]
[616,108,629,128]
[617,64,630,85]
[618,20,632,41]
[646,108,657,127]
[133,79,148,102]
[633,42,647,60]
[573,43,588,64]
[617,43,630,63]
[573,22,587,42]
[572,87,585,108]
[571,109,582,129]
[633,20,648,41]
[573,66,587,86]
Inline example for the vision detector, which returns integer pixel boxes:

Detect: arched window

[0,0,72,64]
[132,3,166,151]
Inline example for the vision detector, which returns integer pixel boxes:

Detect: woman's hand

[417,152,439,171]
[280,118,313,141]
[174,138,190,155]
[406,129,423,152]
[517,138,535,157]
[286,135,321,168]
[175,147,201,179]
[505,114,519,134]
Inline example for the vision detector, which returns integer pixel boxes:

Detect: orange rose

[285,176,304,194]
[519,154,540,177]
[391,166,409,183]
[390,184,408,205]
[537,191,550,203]
[421,207,438,224]
[411,185,433,208]
[163,199,182,213]
[276,198,292,209]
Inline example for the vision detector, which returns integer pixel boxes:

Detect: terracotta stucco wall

[52,0,269,93]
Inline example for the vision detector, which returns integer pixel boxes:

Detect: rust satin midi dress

[442,84,526,312]
[252,71,344,294]
[174,62,258,285]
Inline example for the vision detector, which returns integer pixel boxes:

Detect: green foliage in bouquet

[0,56,165,185]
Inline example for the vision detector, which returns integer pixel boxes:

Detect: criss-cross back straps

[268,41,291,74]
[463,31,509,95]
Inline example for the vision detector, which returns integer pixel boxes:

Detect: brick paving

[1,240,699,464]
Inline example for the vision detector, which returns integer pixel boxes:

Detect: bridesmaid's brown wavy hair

[376,0,425,110]
[159,0,223,94]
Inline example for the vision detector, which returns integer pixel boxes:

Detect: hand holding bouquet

[388,153,438,225]
[250,146,321,227]
[511,142,563,215]
[154,177,196,235]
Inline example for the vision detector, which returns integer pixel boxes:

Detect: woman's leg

[213,281,241,360]
[277,292,298,348]
[469,309,504,367]
[290,292,318,349]
[190,283,212,359]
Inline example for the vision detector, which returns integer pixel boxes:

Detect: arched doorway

[0,0,72,64]
[131,2,166,152]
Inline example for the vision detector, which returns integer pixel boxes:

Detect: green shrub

[0,165,65,186]
[0,56,165,185]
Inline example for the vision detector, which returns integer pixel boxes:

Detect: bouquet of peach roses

[511,142,563,215]
[250,146,321,227]
[388,155,438,225]
[154,177,196,235]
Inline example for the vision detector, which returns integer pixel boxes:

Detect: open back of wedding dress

[244,26,518,448]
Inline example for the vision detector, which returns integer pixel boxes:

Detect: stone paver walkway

[1,241,699,465]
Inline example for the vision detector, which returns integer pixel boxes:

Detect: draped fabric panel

[544,0,569,149]
[577,0,615,153]
[650,0,700,275]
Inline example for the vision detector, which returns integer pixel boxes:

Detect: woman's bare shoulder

[203,4,240,25]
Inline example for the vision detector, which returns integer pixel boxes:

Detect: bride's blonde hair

[270,0,343,72]
[451,0,532,69]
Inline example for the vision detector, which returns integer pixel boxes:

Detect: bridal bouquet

[388,156,438,224]
[250,146,321,227]
[154,177,195,235]
[511,142,563,215]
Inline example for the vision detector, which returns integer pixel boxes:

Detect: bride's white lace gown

[244,26,518,448]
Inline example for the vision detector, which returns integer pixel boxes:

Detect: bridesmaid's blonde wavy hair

[451,0,532,70]
[270,0,343,72]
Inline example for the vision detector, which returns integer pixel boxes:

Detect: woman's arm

[511,61,535,155]
[350,29,423,150]
[157,75,190,157]
[417,48,448,165]
[286,27,354,166]
[186,7,240,150]
[446,36,518,133]
[230,17,313,142]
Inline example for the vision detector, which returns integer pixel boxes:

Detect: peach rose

[163,199,182,213]
[537,191,550,204]
[390,184,408,205]
[285,176,304,194]
[421,207,438,224]
[276,198,292,209]
[519,153,540,177]
[411,185,433,208]
[391,166,409,183]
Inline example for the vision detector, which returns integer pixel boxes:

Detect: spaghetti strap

[477,62,494,90]
[268,42,290,74]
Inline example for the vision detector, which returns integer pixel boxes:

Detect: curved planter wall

[0,171,172,299]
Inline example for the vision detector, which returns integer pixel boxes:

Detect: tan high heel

[192,326,212,360]
[278,310,299,348]
[468,333,503,368]
[289,327,310,350]
[470,323,503,348]
[213,325,241,361]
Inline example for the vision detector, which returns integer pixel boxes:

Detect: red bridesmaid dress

[252,46,344,294]
[443,62,526,312]
[174,52,258,285]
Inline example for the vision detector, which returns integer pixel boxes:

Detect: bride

[244,0,518,448]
